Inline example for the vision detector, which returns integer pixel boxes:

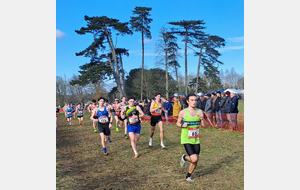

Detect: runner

[65,103,73,126]
[176,93,205,183]
[90,97,113,156]
[76,103,84,127]
[118,96,129,139]
[88,99,98,133]
[56,106,60,133]
[70,102,75,119]
[62,103,68,122]
[112,98,121,132]
[104,98,112,143]
[120,96,145,158]
[149,92,168,148]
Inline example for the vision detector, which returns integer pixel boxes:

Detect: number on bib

[128,117,139,124]
[188,127,199,139]
[98,116,109,123]
[155,109,161,114]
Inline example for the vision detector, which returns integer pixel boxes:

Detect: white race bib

[98,116,109,123]
[155,109,161,114]
[128,117,139,124]
[188,127,199,139]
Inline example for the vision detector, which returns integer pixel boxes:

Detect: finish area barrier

[140,114,244,134]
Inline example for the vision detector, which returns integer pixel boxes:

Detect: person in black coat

[219,91,231,128]
[196,96,202,111]
[214,91,222,129]
[229,92,239,129]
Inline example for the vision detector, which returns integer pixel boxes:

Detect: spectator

[211,92,217,125]
[204,94,213,127]
[162,97,172,116]
[179,96,184,108]
[181,97,188,109]
[219,91,231,129]
[214,91,222,129]
[229,92,239,129]
[202,94,207,111]
[196,95,203,111]
[172,96,182,117]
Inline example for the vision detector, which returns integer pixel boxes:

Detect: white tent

[224,89,244,94]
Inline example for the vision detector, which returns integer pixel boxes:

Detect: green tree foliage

[125,68,176,100]
[168,20,206,94]
[75,15,133,97]
[129,6,153,101]
[191,34,226,92]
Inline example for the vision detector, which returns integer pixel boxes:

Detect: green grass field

[238,100,244,114]
[56,111,244,189]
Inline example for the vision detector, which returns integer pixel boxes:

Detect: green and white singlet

[181,108,201,144]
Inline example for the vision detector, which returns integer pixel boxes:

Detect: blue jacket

[229,96,239,113]
[164,101,172,112]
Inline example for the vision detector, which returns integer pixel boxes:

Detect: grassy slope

[56,111,244,190]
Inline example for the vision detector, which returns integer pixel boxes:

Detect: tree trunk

[184,29,188,95]
[195,46,203,93]
[165,43,169,99]
[119,54,127,97]
[141,31,144,101]
[175,64,179,93]
[105,27,123,98]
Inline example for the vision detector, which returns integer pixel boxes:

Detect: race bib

[67,111,71,115]
[188,127,199,139]
[98,116,109,123]
[128,116,139,124]
[78,111,83,116]
[155,109,161,114]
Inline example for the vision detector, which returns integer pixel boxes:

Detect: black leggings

[183,144,201,156]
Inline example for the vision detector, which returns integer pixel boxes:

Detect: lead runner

[176,93,205,183]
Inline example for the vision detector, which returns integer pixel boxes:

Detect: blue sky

[56,0,244,85]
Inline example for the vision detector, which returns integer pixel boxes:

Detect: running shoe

[104,152,108,156]
[94,129,97,133]
[116,125,119,132]
[186,177,194,183]
[125,134,129,139]
[80,124,82,127]
[149,139,153,146]
[180,154,186,168]
[134,154,138,158]
[160,143,166,149]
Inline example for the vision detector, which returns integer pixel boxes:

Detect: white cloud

[56,29,66,39]
[217,46,244,52]
[137,39,152,44]
[227,36,244,43]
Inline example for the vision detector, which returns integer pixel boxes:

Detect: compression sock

[103,148,107,153]
[186,172,192,179]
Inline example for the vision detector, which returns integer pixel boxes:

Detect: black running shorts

[150,115,162,126]
[183,144,201,156]
[98,123,110,136]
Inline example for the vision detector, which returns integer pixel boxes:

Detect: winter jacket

[202,98,207,111]
[173,100,182,117]
[196,98,202,110]
[212,96,217,112]
[220,96,231,112]
[204,97,213,113]
[164,101,172,113]
[214,97,222,112]
[229,96,239,113]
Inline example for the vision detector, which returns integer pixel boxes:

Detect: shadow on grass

[194,151,243,177]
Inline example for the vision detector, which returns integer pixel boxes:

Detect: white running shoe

[160,143,166,149]
[186,177,194,183]
[149,139,153,146]
[180,154,186,168]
